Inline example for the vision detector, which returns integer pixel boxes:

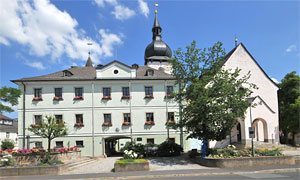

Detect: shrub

[1,139,14,150]
[123,150,138,159]
[121,142,145,158]
[0,154,13,166]
[157,141,183,157]
[188,150,200,158]
[207,145,282,158]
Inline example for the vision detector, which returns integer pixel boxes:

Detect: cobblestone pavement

[63,154,212,174]
[148,153,214,171]
[62,156,121,174]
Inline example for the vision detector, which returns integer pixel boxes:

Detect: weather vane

[234,34,238,47]
[87,42,93,57]
[155,3,158,14]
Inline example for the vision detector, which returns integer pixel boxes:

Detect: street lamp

[247,97,255,157]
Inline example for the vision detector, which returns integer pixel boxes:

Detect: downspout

[21,82,26,149]
[165,80,169,141]
[129,81,133,143]
[92,82,95,157]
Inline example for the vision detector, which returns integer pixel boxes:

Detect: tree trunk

[48,138,51,153]
[292,133,295,146]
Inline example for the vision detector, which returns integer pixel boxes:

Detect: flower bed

[144,95,154,99]
[122,122,132,126]
[145,121,155,125]
[102,122,112,126]
[165,94,173,99]
[121,95,131,99]
[74,122,84,127]
[30,124,43,128]
[207,145,282,158]
[190,145,295,168]
[73,96,83,100]
[102,96,111,100]
[53,96,63,101]
[0,147,80,165]
[32,97,42,101]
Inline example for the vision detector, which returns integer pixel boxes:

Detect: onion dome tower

[144,5,172,73]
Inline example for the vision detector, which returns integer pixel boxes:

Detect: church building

[12,10,279,156]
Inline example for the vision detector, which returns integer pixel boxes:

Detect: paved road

[114,172,300,180]
[2,163,299,180]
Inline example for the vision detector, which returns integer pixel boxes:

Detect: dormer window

[63,70,73,77]
[146,69,154,76]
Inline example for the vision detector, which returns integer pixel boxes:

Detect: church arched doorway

[252,118,268,142]
[104,136,132,157]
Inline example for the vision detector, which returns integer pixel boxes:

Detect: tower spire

[152,3,161,41]
[85,43,93,67]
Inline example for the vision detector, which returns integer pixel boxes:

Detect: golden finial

[155,3,158,14]
[234,35,238,47]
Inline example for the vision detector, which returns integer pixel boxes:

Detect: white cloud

[99,29,123,57]
[112,5,136,20]
[94,0,135,20]
[24,61,46,70]
[94,0,117,7]
[0,0,123,65]
[138,0,149,17]
[271,77,279,84]
[286,45,296,53]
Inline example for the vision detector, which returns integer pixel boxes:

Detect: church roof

[144,12,172,63]
[223,43,279,88]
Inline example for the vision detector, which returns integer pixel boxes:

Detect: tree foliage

[171,41,257,141]
[1,139,15,150]
[278,71,300,143]
[0,86,21,113]
[27,116,68,152]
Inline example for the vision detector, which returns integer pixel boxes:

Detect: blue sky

[0,0,299,118]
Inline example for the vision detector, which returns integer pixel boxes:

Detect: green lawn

[115,159,148,164]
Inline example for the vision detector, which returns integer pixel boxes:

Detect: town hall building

[12,10,280,156]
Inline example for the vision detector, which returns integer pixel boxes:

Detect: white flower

[1,159,8,162]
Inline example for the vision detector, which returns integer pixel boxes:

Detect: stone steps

[64,157,99,172]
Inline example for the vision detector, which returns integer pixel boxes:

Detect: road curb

[79,168,300,180]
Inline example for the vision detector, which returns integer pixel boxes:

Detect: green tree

[0,86,21,114]
[27,116,68,152]
[1,139,15,150]
[278,71,300,144]
[171,41,256,141]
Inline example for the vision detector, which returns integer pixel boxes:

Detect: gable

[223,43,279,112]
[223,44,278,88]
[96,61,136,79]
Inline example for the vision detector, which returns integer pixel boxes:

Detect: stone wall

[0,164,65,176]
[11,151,81,164]
[193,156,295,168]
[114,161,150,172]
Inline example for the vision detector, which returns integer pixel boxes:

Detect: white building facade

[12,12,280,156]
[211,44,280,148]
[0,115,18,148]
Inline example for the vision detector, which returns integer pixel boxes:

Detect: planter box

[0,164,65,176]
[192,155,295,168]
[114,161,149,172]
[11,151,81,165]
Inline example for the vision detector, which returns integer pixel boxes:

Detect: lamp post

[247,97,255,157]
